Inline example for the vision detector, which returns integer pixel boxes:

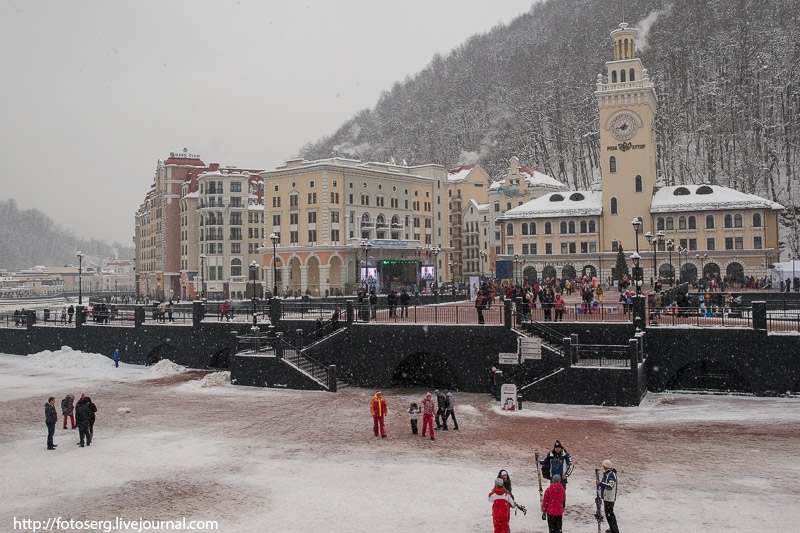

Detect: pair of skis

[534,451,604,533]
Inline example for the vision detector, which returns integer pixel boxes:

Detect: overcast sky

[0,0,533,245]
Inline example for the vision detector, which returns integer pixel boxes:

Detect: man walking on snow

[370,390,388,438]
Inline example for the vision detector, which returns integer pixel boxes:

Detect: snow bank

[148,359,187,376]
[26,346,114,370]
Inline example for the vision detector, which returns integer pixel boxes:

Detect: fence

[574,343,631,367]
[351,302,504,325]
[236,330,334,389]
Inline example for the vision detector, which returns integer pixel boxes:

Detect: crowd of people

[45,392,98,450]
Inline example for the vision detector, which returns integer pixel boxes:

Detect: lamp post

[361,239,373,291]
[269,233,279,298]
[666,239,674,286]
[250,261,258,315]
[430,245,441,284]
[479,250,487,281]
[677,246,687,284]
[645,230,665,287]
[76,251,84,304]
[631,219,642,296]
[199,253,206,299]
[695,253,708,289]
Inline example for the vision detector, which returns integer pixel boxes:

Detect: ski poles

[594,468,604,533]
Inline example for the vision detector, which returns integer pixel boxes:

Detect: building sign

[520,337,542,360]
[497,186,520,196]
[169,151,202,159]
[499,352,518,365]
[606,142,646,152]
[500,384,518,411]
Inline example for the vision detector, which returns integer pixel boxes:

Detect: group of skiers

[489,440,619,533]
[45,392,98,450]
[369,389,459,441]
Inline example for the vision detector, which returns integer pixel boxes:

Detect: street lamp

[269,232,279,298]
[250,260,258,315]
[666,239,674,286]
[514,254,524,286]
[677,246,688,284]
[696,253,708,289]
[430,245,441,283]
[479,250,487,281]
[361,239,372,290]
[631,219,642,296]
[199,253,206,299]
[76,251,84,304]
[645,230,665,287]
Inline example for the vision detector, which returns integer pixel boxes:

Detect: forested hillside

[299,0,800,248]
[0,199,134,271]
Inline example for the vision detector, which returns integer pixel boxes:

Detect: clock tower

[595,22,658,251]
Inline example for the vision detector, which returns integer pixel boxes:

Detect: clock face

[611,113,638,141]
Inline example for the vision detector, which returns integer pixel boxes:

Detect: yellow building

[258,157,448,296]
[496,23,783,286]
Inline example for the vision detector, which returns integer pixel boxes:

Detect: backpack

[541,460,551,480]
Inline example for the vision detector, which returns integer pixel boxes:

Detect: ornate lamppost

[199,253,206,299]
[479,250,487,281]
[269,233,279,298]
[631,219,642,297]
[76,251,84,304]
[677,246,688,284]
[666,239,675,286]
[249,261,258,315]
[361,239,372,291]
[645,230,665,288]
[430,245,441,284]
[696,253,708,289]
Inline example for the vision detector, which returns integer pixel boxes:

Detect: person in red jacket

[488,477,515,533]
[542,474,566,533]
[369,390,388,438]
[420,392,435,440]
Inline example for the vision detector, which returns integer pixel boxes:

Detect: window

[494,202,500,212]
[331,229,340,242]
[611,70,617,83]
[734,214,743,228]
[290,213,298,225]
[290,194,299,207]
[612,240,619,252]
[531,222,537,235]
[569,242,576,254]
[230,259,242,277]
[580,221,587,233]
[610,197,618,214]
[735,237,743,250]
[657,217,665,230]
[581,242,588,253]
[506,223,514,236]
[522,244,529,254]
[308,212,316,223]
[560,221,567,234]
[330,192,339,204]
[568,221,576,234]
[308,230,317,243]
[666,217,674,230]
[620,69,626,82]
[545,243,553,255]
[707,238,715,250]
[754,236,763,249]
[230,181,241,192]
[688,216,697,230]
[230,243,240,254]
[331,211,339,223]
[290,231,298,244]
[521,223,529,236]
[689,238,697,251]
[308,193,317,204]
[545,222,552,235]
[635,175,643,193]
[629,68,635,81]
[725,237,734,250]
[724,214,733,228]
[561,243,568,254]
[589,220,596,233]
[706,215,715,229]
[272,214,281,226]
[679,216,687,230]
[309,180,315,188]
[753,213,762,227]
[609,156,617,173]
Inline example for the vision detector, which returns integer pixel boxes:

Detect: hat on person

[67,393,74,398]
[552,474,562,483]
[554,440,562,448]
[426,392,432,397]
[495,477,505,487]
[603,459,613,470]
[80,393,86,399]
[374,390,381,395]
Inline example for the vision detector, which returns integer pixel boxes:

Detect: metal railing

[648,307,752,328]
[352,303,504,324]
[574,344,630,367]
[236,331,333,389]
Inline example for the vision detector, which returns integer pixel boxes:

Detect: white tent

[770,260,800,288]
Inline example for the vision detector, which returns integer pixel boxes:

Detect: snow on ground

[1,349,799,532]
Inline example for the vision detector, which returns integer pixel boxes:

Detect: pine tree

[612,246,629,281]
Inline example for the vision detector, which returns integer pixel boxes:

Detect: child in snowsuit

[542,474,566,533]
[488,477,515,533]
[407,402,421,435]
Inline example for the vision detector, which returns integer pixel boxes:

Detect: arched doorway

[329,256,344,296]
[705,262,721,281]
[562,265,577,280]
[542,265,557,280]
[681,263,698,283]
[665,360,752,393]
[391,352,457,389]
[523,266,538,285]
[659,264,675,284]
[582,265,597,279]
[726,262,744,284]
[289,257,302,297]
[307,256,321,296]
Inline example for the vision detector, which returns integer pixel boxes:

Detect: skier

[369,390,387,438]
[488,477,515,533]
[597,459,620,533]
[540,440,574,490]
[542,474,566,533]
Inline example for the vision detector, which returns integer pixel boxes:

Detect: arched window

[706,215,715,229]
[545,222,552,235]
[521,223,528,236]
[611,197,618,214]
[635,175,643,193]
[620,69,626,82]
[679,216,687,230]
[734,214,743,228]
[611,70,617,83]
[560,221,568,234]
[656,217,665,230]
[688,216,697,229]
[588,220,597,233]
[666,217,674,230]
[568,221,576,234]
[610,156,617,173]
[531,222,537,235]
[230,258,242,277]
[753,213,762,227]
[724,214,733,228]
[629,68,635,81]
[580,221,588,233]
[506,223,514,236]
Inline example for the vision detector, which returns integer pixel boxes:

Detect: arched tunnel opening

[391,352,457,390]
[145,344,178,366]
[208,347,233,369]
[665,360,752,393]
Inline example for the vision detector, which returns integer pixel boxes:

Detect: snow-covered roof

[447,164,475,182]
[650,185,783,213]
[499,190,602,219]
[518,166,568,190]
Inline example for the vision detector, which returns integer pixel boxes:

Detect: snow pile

[116,407,131,413]
[148,359,186,376]
[196,371,230,388]
[26,346,113,370]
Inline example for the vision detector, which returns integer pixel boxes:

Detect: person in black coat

[75,397,92,447]
[45,397,58,450]
[85,396,97,436]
